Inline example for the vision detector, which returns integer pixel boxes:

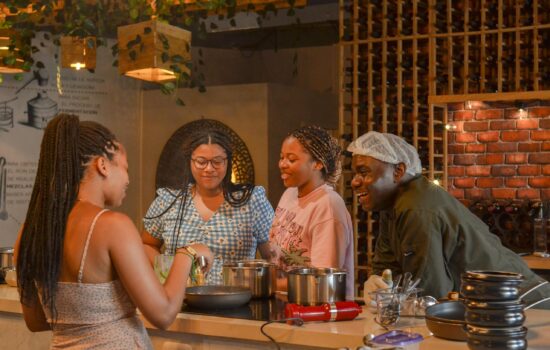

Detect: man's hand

[363,274,390,307]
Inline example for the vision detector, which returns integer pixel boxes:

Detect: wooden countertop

[1,285,550,349]
[523,254,550,270]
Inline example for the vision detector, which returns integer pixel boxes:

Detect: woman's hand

[187,243,214,273]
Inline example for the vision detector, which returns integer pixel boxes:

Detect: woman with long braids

[142,128,274,285]
[269,125,354,298]
[15,114,213,348]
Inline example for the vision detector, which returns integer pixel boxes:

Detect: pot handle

[524,296,550,310]
[520,280,549,300]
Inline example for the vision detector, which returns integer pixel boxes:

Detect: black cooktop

[181,296,288,321]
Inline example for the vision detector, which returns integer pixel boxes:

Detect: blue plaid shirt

[143,185,274,285]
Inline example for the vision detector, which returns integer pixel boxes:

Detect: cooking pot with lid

[223,259,276,298]
[287,267,346,306]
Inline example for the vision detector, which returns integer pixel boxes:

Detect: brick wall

[447,101,550,207]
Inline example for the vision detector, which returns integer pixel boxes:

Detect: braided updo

[289,125,342,187]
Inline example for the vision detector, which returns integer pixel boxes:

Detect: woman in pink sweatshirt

[269,125,355,299]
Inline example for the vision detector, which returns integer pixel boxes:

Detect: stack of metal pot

[461,271,527,350]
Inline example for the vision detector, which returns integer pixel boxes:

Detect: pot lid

[371,330,423,347]
[462,270,524,282]
[288,267,347,276]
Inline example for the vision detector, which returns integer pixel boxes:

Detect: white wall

[0,38,142,247]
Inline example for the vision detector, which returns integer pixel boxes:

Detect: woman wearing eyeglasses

[142,129,274,285]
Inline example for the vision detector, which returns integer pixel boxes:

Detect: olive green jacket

[373,176,549,305]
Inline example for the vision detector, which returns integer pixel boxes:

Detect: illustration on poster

[0,157,7,221]
[14,67,58,130]
[0,97,15,131]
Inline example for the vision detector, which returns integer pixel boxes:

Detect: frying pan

[184,285,252,310]
[425,301,467,341]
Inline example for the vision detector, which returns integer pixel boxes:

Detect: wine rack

[338,0,550,296]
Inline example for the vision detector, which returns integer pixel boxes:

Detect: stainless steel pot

[0,247,14,282]
[223,260,276,298]
[287,267,346,306]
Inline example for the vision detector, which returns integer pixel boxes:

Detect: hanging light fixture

[60,36,97,71]
[117,14,191,82]
[0,29,29,73]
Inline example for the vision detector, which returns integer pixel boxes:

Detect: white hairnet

[347,131,422,176]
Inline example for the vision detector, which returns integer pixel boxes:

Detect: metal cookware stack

[461,271,527,350]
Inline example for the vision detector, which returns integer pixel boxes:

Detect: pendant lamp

[117,17,191,82]
[60,36,97,70]
[0,29,29,73]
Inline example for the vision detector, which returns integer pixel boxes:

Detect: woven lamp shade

[117,18,191,82]
[0,29,29,73]
[60,36,97,70]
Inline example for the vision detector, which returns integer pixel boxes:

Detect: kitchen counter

[523,254,550,271]
[1,284,550,349]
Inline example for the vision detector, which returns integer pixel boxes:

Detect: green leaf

[0,74,3,84]
[161,52,169,63]
[181,72,191,80]
[134,35,142,44]
[86,38,95,49]
[83,18,97,33]
[3,56,15,65]
[176,98,185,106]
[169,64,182,73]
[158,33,168,44]
[129,50,137,61]
[14,73,24,81]
[171,55,184,63]
[164,81,176,91]
[130,8,139,20]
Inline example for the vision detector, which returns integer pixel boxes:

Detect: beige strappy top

[40,209,153,349]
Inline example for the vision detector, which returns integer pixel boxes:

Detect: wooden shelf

[338,0,549,297]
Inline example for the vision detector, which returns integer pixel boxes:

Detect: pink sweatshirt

[269,184,355,298]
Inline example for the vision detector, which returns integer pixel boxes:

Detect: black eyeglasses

[191,157,227,170]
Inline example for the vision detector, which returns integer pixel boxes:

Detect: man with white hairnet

[348,131,550,308]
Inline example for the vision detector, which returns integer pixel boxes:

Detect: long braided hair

[145,128,254,253]
[17,114,118,320]
[288,125,342,187]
